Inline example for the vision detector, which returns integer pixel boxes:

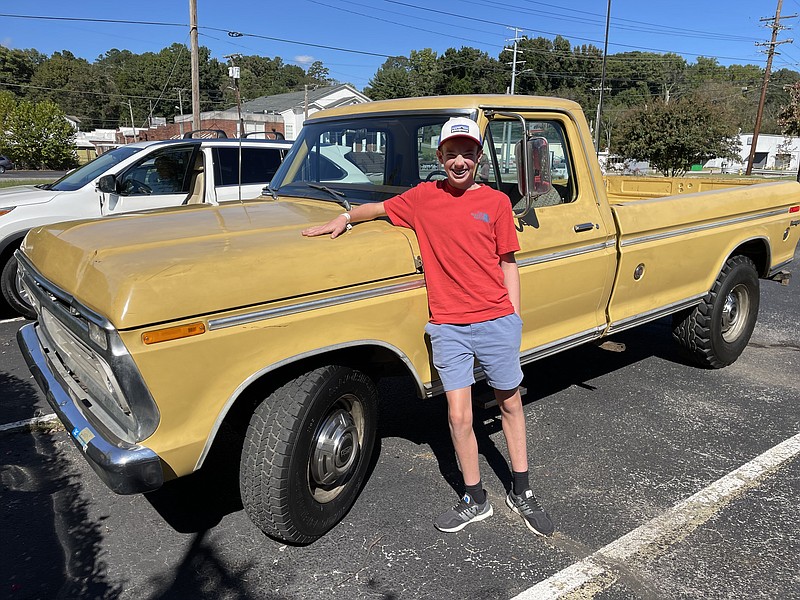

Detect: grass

[0,179,54,189]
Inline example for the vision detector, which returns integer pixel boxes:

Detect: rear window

[212,147,285,186]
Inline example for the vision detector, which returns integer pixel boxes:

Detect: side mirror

[515,136,552,202]
[96,174,117,194]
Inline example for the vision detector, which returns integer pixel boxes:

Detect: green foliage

[3,99,78,169]
[614,97,741,176]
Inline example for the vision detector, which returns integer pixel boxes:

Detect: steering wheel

[425,170,447,182]
[124,179,152,195]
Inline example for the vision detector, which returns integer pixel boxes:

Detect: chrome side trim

[620,209,788,247]
[517,241,612,268]
[195,339,425,469]
[520,327,606,364]
[769,257,794,277]
[607,294,706,335]
[424,326,605,397]
[207,279,426,331]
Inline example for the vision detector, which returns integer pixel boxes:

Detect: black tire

[1,255,36,319]
[672,255,760,368]
[240,365,378,544]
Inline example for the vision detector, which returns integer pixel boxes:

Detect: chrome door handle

[574,222,595,233]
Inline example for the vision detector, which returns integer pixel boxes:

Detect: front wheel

[1,255,36,319]
[240,365,378,545]
[672,255,760,368]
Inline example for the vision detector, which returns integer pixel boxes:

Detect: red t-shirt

[384,181,520,324]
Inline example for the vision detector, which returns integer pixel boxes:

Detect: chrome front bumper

[17,323,164,494]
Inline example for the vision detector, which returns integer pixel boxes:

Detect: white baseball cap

[438,117,482,148]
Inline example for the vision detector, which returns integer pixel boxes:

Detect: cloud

[1,38,12,49]
[294,55,315,65]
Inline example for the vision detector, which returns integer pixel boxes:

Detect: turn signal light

[142,322,206,345]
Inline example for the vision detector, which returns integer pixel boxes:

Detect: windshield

[47,146,145,192]
[270,113,471,204]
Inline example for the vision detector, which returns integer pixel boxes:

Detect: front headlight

[0,206,16,217]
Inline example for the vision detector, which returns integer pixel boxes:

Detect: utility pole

[594,0,612,153]
[174,87,185,136]
[502,27,524,95]
[746,0,796,175]
[189,0,201,132]
[124,100,138,143]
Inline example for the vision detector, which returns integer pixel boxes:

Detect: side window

[487,119,576,207]
[118,147,194,196]
[212,147,285,187]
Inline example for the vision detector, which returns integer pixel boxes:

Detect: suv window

[118,146,195,196]
[212,147,285,187]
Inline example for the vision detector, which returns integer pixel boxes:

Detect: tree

[614,96,740,176]
[3,99,78,169]
[778,81,800,136]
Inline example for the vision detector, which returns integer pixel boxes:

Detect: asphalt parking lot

[1,245,798,600]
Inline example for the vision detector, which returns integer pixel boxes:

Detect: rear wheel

[240,365,378,544]
[672,255,759,368]
[1,254,36,319]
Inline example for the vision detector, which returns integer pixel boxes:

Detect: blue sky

[1,0,797,90]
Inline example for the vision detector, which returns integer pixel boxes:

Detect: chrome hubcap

[310,395,363,497]
[721,283,749,342]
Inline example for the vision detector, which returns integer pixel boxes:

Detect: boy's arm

[500,252,521,316]
[302,202,387,239]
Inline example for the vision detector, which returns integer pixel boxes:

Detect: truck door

[102,145,200,214]
[484,114,616,359]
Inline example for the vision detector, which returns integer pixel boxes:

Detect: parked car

[0,155,13,174]
[0,136,292,317]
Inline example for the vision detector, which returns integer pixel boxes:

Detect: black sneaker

[434,493,493,532]
[506,489,554,537]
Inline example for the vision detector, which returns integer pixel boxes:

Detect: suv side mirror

[96,174,117,194]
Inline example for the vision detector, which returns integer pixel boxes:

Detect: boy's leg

[494,387,527,473]
[495,387,555,537]
[433,386,493,532]
[446,386,481,485]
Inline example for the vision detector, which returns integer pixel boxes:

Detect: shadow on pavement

[0,371,122,599]
[376,317,684,496]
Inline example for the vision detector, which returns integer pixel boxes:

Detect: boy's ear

[436,148,443,164]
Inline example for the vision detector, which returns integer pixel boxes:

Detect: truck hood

[21,200,420,329]
[0,185,58,208]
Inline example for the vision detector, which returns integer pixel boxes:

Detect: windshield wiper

[307,183,351,210]
[35,183,52,190]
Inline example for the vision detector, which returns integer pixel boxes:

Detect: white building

[705,133,800,174]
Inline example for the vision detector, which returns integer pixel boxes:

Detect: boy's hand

[302,215,349,239]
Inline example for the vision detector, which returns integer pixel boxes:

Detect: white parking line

[0,413,58,433]
[0,316,24,324]
[513,432,800,599]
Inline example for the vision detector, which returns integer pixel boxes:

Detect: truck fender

[193,339,426,471]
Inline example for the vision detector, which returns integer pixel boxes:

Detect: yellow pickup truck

[16,95,799,545]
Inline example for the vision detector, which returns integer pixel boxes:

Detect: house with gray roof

[175,84,371,140]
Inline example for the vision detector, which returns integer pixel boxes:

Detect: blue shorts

[424,312,524,392]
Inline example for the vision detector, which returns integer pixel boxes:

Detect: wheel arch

[0,231,28,264]
[193,339,425,471]
[726,236,771,278]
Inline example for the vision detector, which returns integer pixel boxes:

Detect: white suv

[0,137,292,317]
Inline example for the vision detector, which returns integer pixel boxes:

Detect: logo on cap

[450,124,470,133]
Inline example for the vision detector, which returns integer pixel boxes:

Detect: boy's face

[436,138,483,190]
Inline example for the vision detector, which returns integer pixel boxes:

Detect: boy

[302,117,554,536]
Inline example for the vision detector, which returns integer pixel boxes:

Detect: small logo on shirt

[471,211,489,223]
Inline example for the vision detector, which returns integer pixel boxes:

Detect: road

[0,245,798,599]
